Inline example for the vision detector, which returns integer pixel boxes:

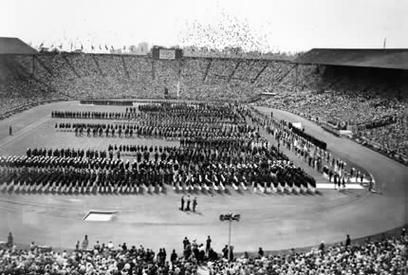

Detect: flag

[219,214,240,221]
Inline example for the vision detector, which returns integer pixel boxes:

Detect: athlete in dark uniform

[185,195,191,211]
[180,196,185,211]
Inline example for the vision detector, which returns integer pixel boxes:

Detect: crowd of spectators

[208,229,408,275]
[0,56,67,119]
[1,229,407,275]
[2,52,406,111]
[3,53,295,104]
[355,116,408,163]
[262,88,406,127]
[259,66,408,165]
[0,234,200,275]
[1,53,406,165]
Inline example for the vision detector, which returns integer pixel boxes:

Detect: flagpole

[220,212,240,262]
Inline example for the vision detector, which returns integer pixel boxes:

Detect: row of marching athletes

[250,107,375,192]
[0,137,315,194]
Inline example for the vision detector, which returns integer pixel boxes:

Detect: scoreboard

[152,46,183,60]
[159,49,176,60]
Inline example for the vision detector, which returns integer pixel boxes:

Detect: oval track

[0,101,406,253]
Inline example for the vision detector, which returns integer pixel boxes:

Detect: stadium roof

[0,37,37,55]
[295,49,408,70]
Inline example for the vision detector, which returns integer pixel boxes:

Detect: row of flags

[35,42,294,59]
[37,43,149,54]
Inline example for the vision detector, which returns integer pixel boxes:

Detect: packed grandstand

[1,228,407,275]
[0,39,407,165]
[0,37,407,275]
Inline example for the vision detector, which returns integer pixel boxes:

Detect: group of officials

[180,195,198,212]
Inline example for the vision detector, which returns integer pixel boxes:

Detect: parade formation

[0,102,318,195]
[53,103,256,140]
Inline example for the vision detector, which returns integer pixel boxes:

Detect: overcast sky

[2,0,408,52]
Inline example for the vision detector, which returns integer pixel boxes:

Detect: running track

[0,101,406,253]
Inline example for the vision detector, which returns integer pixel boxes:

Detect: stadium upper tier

[0,54,298,102]
[0,53,407,161]
[1,53,407,118]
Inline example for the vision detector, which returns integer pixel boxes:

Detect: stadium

[1,1,408,274]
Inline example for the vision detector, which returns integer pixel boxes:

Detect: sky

[1,0,408,52]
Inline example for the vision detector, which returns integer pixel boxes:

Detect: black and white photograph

[0,0,407,274]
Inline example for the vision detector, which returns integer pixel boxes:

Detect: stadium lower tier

[1,229,407,275]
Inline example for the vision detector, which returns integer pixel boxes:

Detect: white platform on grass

[83,211,116,222]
